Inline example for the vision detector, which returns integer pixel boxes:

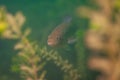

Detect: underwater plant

[0,6,81,80]
[75,29,88,80]
[0,8,47,80]
[39,47,80,80]
[0,6,8,35]
[77,0,120,80]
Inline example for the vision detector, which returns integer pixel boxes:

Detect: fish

[47,16,72,47]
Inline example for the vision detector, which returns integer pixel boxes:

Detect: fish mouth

[47,41,57,46]
[47,41,53,45]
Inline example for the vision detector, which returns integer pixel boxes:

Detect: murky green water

[0,0,95,80]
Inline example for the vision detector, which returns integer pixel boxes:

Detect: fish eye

[59,37,62,40]
[59,37,62,41]
[57,37,59,40]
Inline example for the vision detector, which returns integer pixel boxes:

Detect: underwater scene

[0,0,120,80]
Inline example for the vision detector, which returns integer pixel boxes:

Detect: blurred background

[0,0,87,80]
[0,0,120,80]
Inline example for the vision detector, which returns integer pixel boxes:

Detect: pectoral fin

[67,37,77,44]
